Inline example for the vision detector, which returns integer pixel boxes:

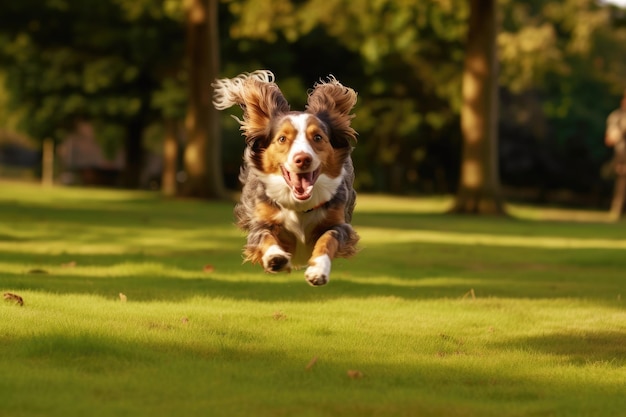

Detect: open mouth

[280,165,321,201]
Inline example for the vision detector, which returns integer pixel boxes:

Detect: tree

[225,0,468,193]
[451,0,504,214]
[180,0,226,199]
[3,0,625,202]
[151,74,187,197]
[491,0,626,209]
[0,0,183,187]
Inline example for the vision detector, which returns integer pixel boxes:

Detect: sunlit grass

[1,181,625,417]
[359,226,626,248]
[506,201,615,223]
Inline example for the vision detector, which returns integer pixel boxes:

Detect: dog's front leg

[258,233,292,273]
[305,230,339,286]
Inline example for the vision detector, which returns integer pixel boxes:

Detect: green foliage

[152,75,188,120]
[1,184,626,416]
[498,0,626,192]
[224,0,626,195]
[1,0,625,197]
[0,0,184,146]
[225,0,469,192]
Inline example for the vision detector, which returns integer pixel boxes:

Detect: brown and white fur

[212,70,359,286]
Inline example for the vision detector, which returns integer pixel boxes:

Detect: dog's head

[213,71,357,208]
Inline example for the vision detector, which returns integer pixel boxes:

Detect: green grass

[1,181,625,417]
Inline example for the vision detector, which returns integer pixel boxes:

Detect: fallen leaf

[273,311,287,320]
[347,370,364,379]
[61,261,76,268]
[3,292,24,306]
[181,317,189,324]
[305,356,318,370]
[203,264,215,273]
[119,293,127,302]
[462,288,476,300]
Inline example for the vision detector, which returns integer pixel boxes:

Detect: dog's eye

[313,134,323,143]
[277,136,286,143]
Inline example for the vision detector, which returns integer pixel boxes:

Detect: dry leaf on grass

[273,311,287,320]
[181,317,189,324]
[347,370,364,379]
[119,293,127,302]
[3,292,24,306]
[305,356,318,371]
[462,288,476,300]
[203,264,215,273]
[61,261,76,268]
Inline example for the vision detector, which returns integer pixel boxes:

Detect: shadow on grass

[2,325,624,417]
[355,211,626,240]
[1,228,625,304]
[493,331,626,366]
[1,249,624,305]
[1,191,625,305]
[0,198,235,229]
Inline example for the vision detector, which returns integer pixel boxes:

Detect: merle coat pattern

[213,71,359,286]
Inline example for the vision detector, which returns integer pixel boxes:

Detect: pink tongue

[291,173,312,194]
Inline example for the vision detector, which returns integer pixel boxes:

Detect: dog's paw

[262,245,292,273]
[305,255,331,286]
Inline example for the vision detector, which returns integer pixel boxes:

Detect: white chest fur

[277,207,326,267]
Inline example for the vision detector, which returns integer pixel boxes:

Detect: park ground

[1,181,625,417]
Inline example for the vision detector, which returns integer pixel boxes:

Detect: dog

[212,70,359,286]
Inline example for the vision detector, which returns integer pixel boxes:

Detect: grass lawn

[1,181,625,417]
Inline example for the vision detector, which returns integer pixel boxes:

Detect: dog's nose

[293,152,312,170]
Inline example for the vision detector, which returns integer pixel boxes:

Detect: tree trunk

[451,0,505,214]
[161,119,179,197]
[122,114,144,188]
[180,0,226,199]
[609,174,625,221]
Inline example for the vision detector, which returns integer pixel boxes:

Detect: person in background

[605,89,626,220]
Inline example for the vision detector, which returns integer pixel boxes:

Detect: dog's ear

[213,70,290,146]
[306,76,358,148]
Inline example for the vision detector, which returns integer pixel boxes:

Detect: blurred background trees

[0,0,625,207]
